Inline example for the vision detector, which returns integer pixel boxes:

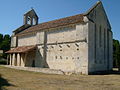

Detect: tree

[0,34,11,59]
[0,34,3,43]
[1,34,11,51]
[0,34,3,49]
[113,39,120,69]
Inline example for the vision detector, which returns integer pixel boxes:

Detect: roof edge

[15,14,84,36]
[6,45,37,54]
[83,1,101,15]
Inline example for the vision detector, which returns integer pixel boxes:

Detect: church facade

[6,1,113,74]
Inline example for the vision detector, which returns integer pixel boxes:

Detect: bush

[0,59,7,65]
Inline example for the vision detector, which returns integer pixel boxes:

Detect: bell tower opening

[23,9,39,26]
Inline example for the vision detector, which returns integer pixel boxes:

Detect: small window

[55,56,57,59]
[66,57,68,59]
[60,56,62,59]
[67,44,70,48]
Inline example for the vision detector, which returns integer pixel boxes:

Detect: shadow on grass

[90,69,120,75]
[0,74,14,90]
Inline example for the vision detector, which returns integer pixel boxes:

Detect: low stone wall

[1,65,65,75]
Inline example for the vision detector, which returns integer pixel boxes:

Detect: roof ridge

[16,14,84,36]
[38,13,84,25]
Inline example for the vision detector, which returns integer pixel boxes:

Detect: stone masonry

[6,1,113,75]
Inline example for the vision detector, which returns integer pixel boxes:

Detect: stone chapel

[6,1,113,74]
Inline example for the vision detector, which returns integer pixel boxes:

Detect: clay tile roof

[6,45,36,53]
[16,14,84,36]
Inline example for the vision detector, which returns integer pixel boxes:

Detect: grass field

[0,66,120,90]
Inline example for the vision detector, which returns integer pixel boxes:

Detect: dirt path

[0,66,120,90]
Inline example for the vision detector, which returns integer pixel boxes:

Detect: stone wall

[18,33,36,46]
[108,31,113,70]
[14,22,89,74]
[35,45,44,67]
[36,31,45,45]
[47,26,76,43]
[44,24,89,74]
[87,3,113,73]
[11,36,17,47]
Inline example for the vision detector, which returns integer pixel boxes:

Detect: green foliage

[0,59,7,65]
[113,39,120,68]
[0,34,3,48]
[0,33,11,59]
[1,35,11,51]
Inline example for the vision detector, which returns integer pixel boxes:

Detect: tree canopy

[113,39,120,68]
[0,34,3,46]
[0,33,11,58]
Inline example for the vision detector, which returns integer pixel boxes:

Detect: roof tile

[16,14,84,36]
[6,45,36,53]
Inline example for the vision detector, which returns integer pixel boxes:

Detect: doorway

[32,60,35,67]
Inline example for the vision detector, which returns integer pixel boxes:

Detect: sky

[0,0,119,40]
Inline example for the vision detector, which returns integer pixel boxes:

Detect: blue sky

[0,0,119,40]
